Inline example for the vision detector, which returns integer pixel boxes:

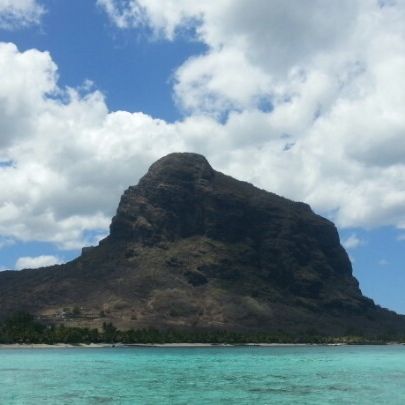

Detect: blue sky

[0,0,205,120]
[1,0,405,314]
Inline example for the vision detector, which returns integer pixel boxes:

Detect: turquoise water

[1,346,405,404]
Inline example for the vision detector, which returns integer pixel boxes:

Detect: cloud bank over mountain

[2,0,405,249]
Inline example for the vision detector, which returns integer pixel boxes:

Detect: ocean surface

[0,345,405,404]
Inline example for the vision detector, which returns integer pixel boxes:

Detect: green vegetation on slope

[0,312,403,345]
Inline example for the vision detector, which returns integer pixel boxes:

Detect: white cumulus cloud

[15,255,62,270]
[0,0,44,29]
[342,234,364,250]
[0,42,187,248]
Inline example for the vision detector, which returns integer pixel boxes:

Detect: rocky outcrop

[0,152,403,336]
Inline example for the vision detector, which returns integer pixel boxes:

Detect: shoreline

[1,341,405,349]
[0,343,116,349]
[1,342,400,349]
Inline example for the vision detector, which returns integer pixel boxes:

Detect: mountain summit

[0,152,404,336]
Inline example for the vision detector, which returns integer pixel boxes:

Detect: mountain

[0,152,404,336]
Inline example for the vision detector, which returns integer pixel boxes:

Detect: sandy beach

[0,343,116,349]
[0,342,350,349]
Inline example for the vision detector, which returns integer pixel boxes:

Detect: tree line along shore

[0,312,404,345]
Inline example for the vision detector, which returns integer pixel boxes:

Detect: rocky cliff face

[0,153,403,336]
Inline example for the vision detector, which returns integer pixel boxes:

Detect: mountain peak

[141,152,215,185]
[0,152,404,337]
